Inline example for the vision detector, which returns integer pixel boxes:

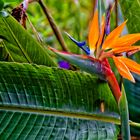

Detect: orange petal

[112,56,135,82]
[102,20,127,50]
[111,34,140,48]
[110,46,140,54]
[119,57,140,75]
[88,10,99,52]
[96,15,105,54]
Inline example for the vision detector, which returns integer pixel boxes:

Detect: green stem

[118,85,131,140]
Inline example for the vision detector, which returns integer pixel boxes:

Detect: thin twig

[38,0,68,52]
[115,0,118,27]
[27,16,43,44]
[93,0,97,13]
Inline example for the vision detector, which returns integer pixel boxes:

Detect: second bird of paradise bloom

[49,9,140,103]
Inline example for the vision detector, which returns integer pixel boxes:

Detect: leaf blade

[0,62,120,139]
[0,13,56,66]
[118,85,131,140]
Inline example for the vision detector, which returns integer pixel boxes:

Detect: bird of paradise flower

[49,10,140,103]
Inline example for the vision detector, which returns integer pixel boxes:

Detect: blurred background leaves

[3,0,92,54]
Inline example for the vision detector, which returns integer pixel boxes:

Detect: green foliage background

[0,0,140,139]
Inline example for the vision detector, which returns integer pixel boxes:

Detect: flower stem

[106,72,122,102]
[103,59,122,102]
[38,0,68,52]
[115,0,118,27]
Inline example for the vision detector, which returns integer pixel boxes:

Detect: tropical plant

[0,0,140,140]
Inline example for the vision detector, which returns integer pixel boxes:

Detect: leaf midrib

[2,17,32,63]
[2,41,14,61]
[0,105,120,125]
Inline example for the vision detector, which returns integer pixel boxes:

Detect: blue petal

[81,46,90,55]
[65,32,90,55]
[65,32,86,47]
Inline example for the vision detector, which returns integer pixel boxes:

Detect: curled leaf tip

[0,11,9,17]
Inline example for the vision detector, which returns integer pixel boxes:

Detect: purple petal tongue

[105,4,112,35]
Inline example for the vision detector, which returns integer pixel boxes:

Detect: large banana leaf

[0,62,120,139]
[0,12,56,66]
[120,0,140,136]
